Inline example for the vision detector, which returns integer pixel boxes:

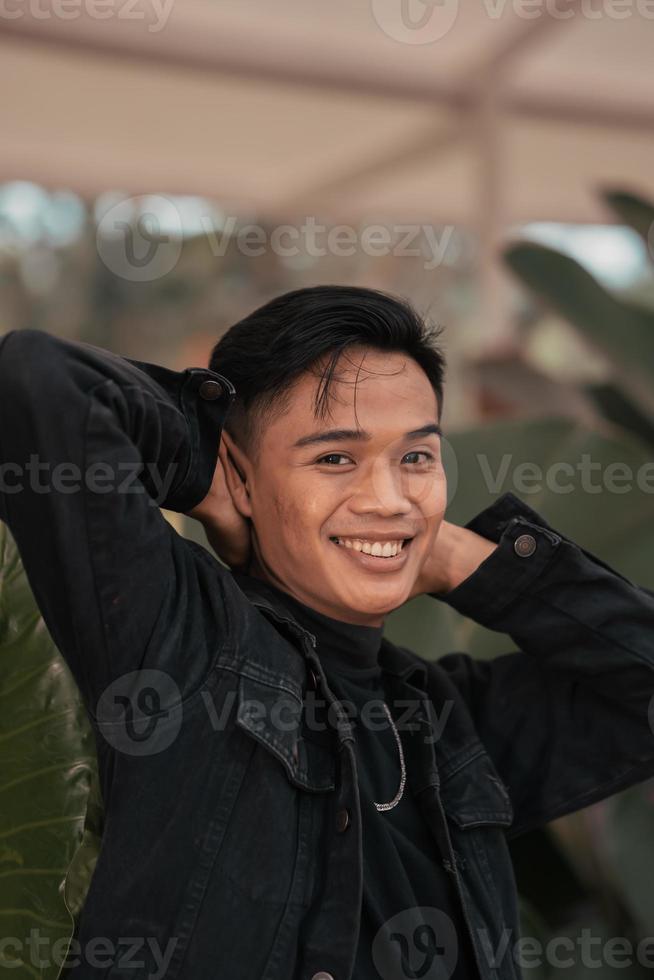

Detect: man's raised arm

[427,491,654,838]
[0,328,236,712]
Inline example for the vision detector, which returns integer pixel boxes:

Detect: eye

[403,451,435,465]
[316,453,353,466]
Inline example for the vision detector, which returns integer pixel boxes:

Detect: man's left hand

[410,520,499,599]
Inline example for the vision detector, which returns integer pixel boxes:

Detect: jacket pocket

[439,746,514,829]
[235,670,336,792]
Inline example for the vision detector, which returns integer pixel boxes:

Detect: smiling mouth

[329,536,413,559]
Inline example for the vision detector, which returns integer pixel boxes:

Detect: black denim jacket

[1,328,654,980]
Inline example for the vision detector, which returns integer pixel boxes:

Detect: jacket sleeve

[430,490,654,838]
[0,327,237,714]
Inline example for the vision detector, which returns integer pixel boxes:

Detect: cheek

[253,472,342,554]
[406,469,447,523]
[260,489,319,553]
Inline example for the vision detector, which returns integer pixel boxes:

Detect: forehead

[267,348,439,444]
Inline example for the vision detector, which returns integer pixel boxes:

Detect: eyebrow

[292,423,442,449]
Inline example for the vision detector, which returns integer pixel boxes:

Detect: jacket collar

[379,638,429,689]
[230,571,429,690]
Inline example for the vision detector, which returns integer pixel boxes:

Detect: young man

[0,284,653,980]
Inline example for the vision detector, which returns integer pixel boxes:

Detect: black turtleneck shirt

[236,573,479,980]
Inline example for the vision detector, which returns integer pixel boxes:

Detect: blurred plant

[499,190,654,947]
[390,187,654,968]
[504,189,654,435]
[0,520,97,980]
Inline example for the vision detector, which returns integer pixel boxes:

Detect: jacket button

[198,379,224,400]
[336,808,350,833]
[514,533,537,558]
[311,973,335,980]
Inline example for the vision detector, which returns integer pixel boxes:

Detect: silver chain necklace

[373,702,406,812]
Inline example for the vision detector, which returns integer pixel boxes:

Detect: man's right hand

[186,436,252,573]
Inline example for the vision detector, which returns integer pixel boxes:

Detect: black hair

[208,284,446,458]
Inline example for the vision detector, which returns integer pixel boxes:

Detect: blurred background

[1,0,654,977]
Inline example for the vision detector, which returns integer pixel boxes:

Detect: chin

[343,587,406,617]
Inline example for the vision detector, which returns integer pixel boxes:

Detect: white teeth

[334,537,404,558]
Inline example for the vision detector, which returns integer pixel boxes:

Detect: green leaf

[503,241,654,394]
[583,382,654,451]
[602,189,654,261]
[0,521,96,980]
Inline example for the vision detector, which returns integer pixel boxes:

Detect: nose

[348,456,413,518]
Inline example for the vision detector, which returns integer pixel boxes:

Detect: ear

[219,429,253,520]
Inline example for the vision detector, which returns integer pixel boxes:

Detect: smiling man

[227,347,446,622]
[209,345,455,621]
[1,284,654,980]
[191,287,497,623]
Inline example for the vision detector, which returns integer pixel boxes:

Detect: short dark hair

[209,284,446,458]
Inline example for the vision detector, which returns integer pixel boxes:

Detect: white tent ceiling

[1,0,653,229]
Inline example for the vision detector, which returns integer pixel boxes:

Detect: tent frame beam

[1,10,653,135]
